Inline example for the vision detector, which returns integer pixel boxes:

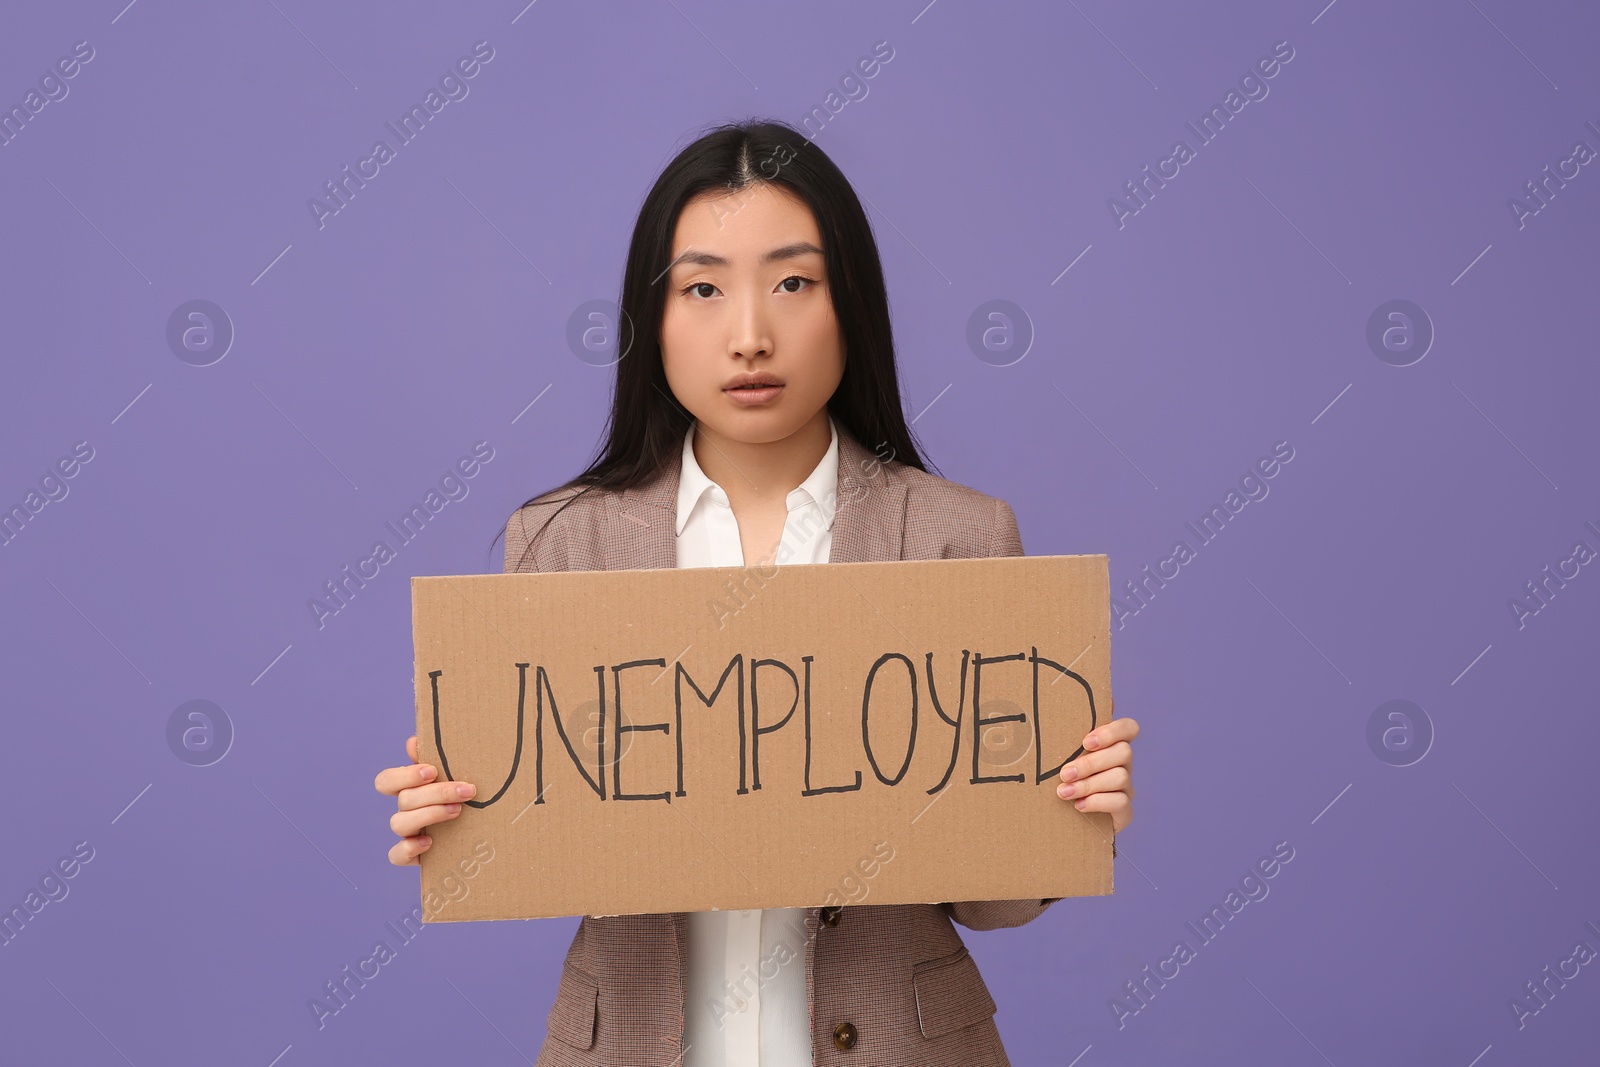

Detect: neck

[691,410,833,511]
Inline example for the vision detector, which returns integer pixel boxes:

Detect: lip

[723,371,785,390]
[723,383,783,406]
[723,371,785,406]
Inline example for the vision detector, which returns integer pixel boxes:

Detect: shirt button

[832,1021,858,1049]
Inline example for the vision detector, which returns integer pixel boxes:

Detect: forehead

[669,183,823,261]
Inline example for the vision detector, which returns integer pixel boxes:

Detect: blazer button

[820,906,842,928]
[832,1021,858,1049]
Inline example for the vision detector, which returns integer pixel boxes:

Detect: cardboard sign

[411,554,1113,921]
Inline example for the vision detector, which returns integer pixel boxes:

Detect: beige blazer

[504,422,1061,1067]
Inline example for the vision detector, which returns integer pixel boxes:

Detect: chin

[701,409,801,444]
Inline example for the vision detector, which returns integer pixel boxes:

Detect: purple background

[3,0,1597,1063]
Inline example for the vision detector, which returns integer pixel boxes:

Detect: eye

[678,276,817,300]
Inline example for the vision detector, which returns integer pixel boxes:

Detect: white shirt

[676,415,840,1067]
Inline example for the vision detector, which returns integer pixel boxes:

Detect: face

[659,182,845,446]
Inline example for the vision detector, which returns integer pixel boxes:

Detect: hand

[373,734,477,866]
[1057,717,1138,834]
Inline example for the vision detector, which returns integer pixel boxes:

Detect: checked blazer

[503,420,1064,1067]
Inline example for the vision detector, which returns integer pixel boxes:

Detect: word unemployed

[429,646,1097,807]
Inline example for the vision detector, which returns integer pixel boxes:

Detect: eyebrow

[668,241,825,271]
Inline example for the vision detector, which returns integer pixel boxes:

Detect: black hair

[494,116,935,570]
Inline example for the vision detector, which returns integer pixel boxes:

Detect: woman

[375,119,1138,1065]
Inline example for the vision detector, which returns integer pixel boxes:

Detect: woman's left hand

[1057,717,1138,834]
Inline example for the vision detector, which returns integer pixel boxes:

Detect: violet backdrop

[1,0,1596,1064]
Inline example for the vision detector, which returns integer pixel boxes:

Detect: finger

[1083,799,1135,836]
[1060,740,1131,782]
[1083,718,1138,751]
[1082,720,1131,750]
[375,761,437,796]
[1068,787,1132,820]
[388,834,432,867]
[1057,766,1131,801]
[397,780,477,812]
[390,802,463,839]
[407,734,419,763]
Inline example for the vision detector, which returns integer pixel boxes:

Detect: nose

[727,287,772,362]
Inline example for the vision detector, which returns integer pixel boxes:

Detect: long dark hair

[494,117,936,569]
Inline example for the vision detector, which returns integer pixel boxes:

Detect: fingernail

[419,765,436,780]
[1074,799,1088,810]
[1084,734,1099,750]
[445,803,462,813]
[456,783,476,799]
[417,836,431,847]
[1057,784,1075,798]
[1060,767,1078,783]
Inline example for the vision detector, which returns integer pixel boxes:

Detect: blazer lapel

[607,421,907,570]
[829,429,906,565]
[610,440,680,572]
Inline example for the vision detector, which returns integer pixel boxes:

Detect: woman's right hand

[374,734,477,866]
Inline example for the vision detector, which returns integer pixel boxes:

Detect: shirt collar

[675,415,840,536]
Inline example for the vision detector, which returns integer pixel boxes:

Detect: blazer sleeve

[941,497,1080,932]
[503,506,532,575]
[502,496,573,575]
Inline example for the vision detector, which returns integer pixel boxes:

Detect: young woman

[374,119,1138,1066]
